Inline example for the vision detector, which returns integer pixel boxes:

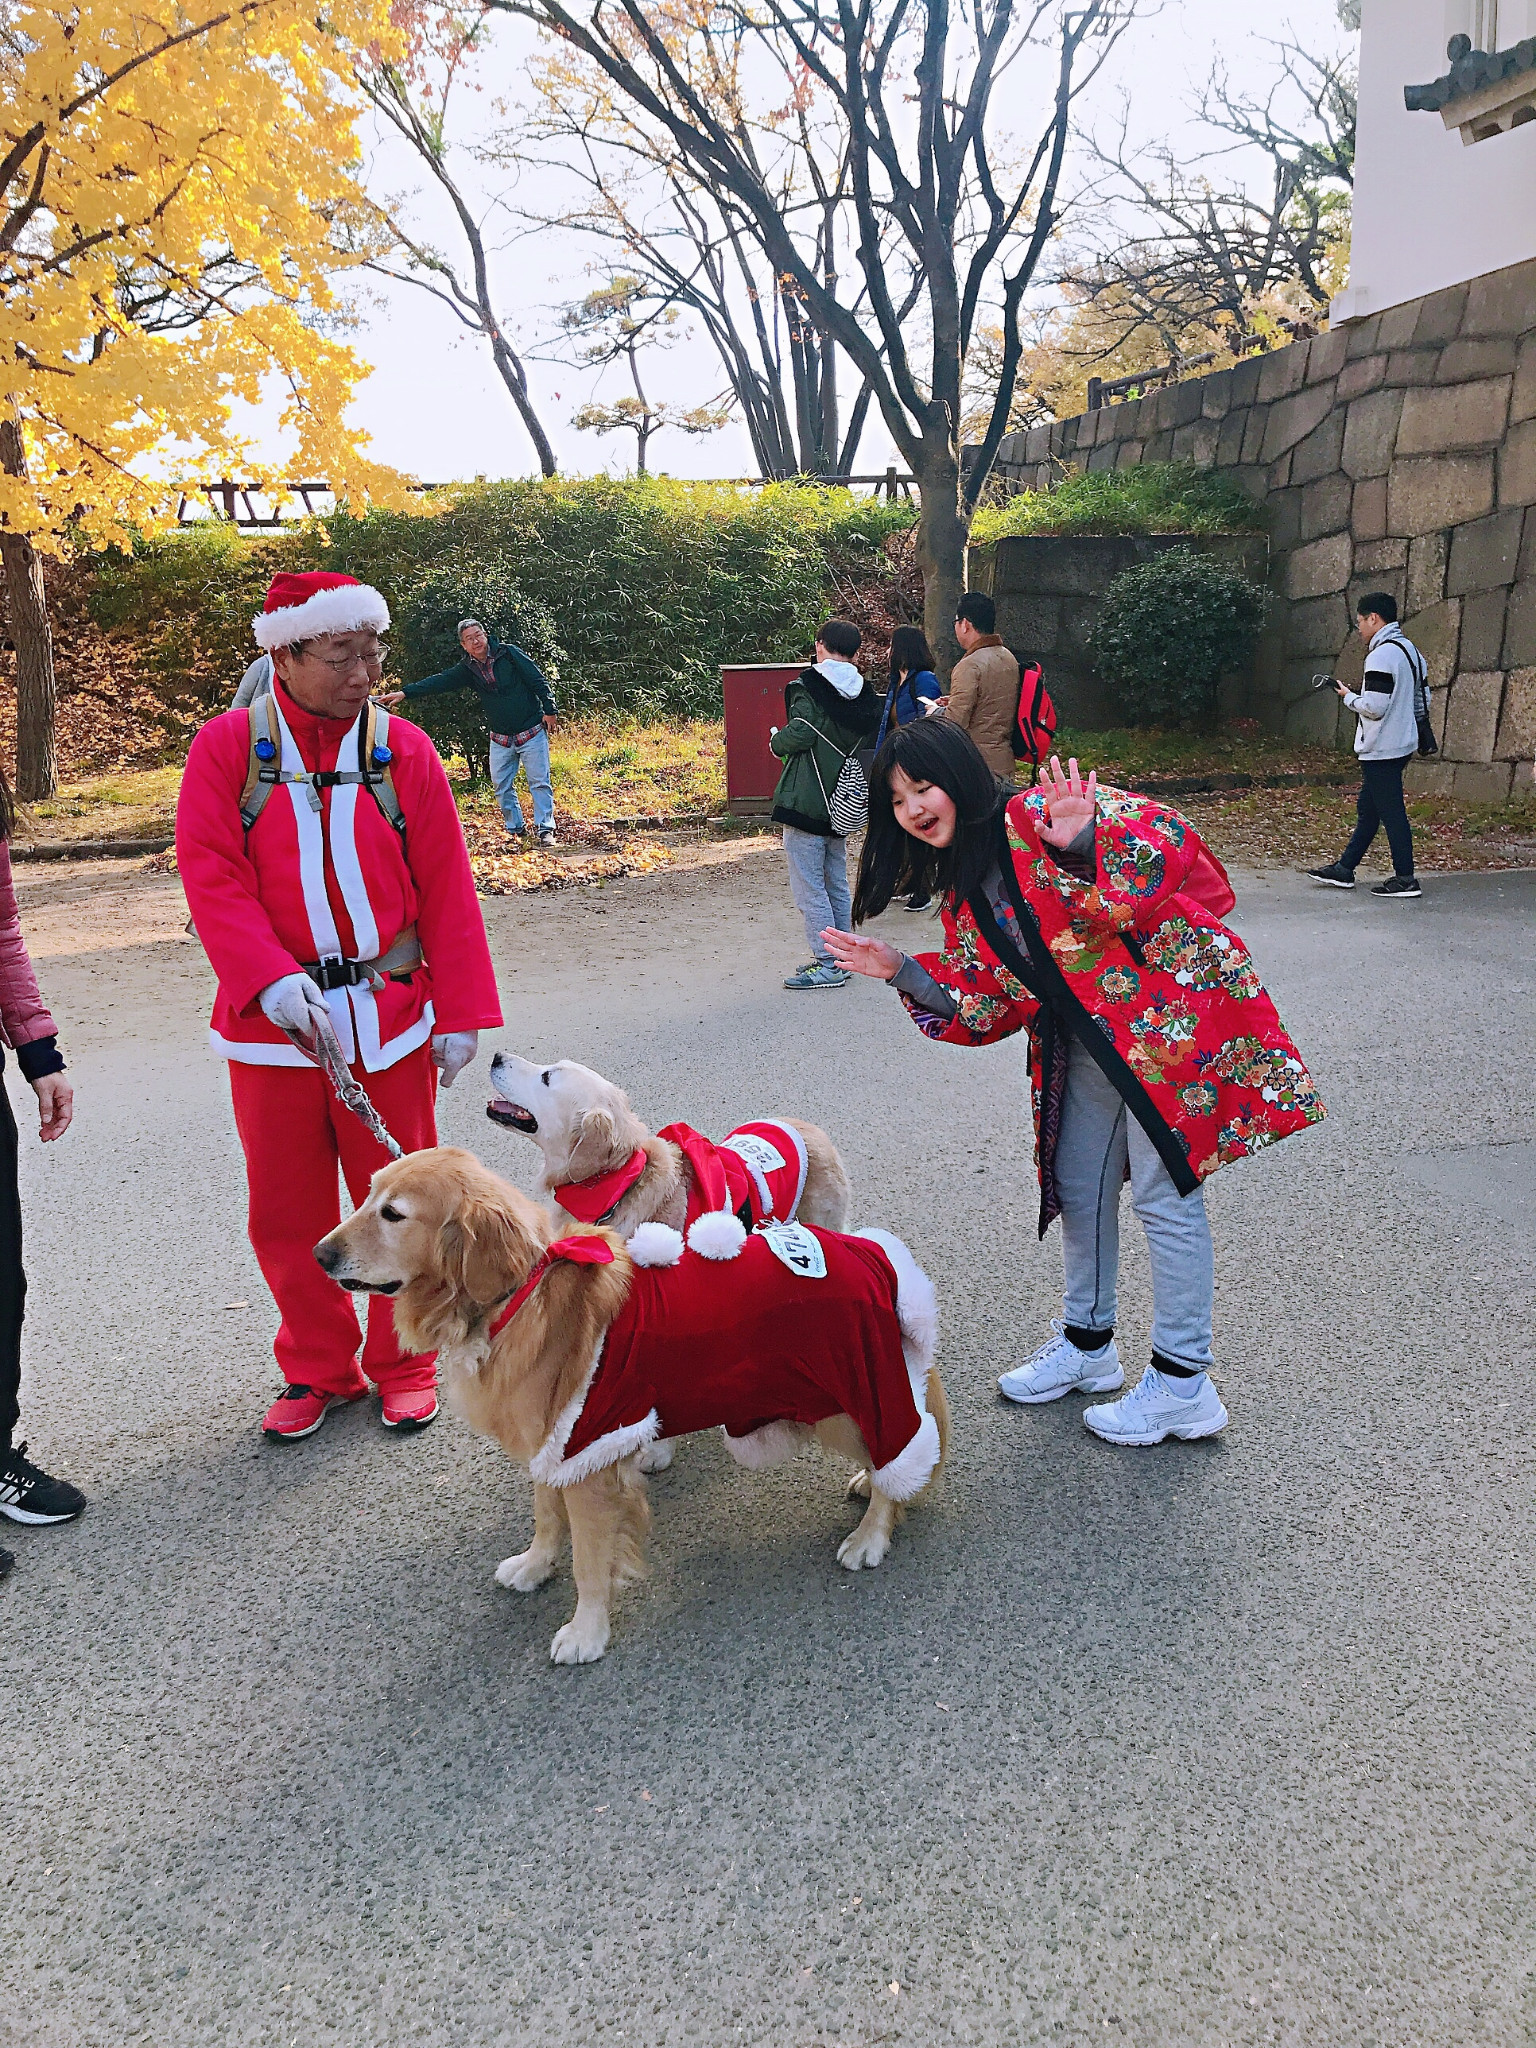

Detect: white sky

[241,0,1353,488]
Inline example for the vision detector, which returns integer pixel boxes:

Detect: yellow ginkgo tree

[1,0,409,797]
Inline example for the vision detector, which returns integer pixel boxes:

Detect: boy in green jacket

[770,619,882,990]
[386,618,559,846]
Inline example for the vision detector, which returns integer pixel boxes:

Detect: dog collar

[487,1234,617,1339]
[552,1147,648,1224]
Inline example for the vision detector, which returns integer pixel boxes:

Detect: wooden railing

[175,467,917,525]
[1085,317,1319,411]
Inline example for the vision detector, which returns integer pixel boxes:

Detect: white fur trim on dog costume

[853,1228,939,1388]
[626,1222,684,1268]
[870,1410,940,1501]
[251,582,390,650]
[686,1210,748,1261]
[529,1339,662,1486]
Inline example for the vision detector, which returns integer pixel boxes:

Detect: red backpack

[1011,659,1058,771]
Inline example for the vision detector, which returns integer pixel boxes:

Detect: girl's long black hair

[888,624,933,686]
[852,717,1010,924]
[0,757,14,842]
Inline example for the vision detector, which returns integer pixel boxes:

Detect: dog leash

[287,1009,406,1160]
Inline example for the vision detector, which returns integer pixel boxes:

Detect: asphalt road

[3,852,1533,2048]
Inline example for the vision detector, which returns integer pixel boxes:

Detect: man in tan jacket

[945,592,1018,779]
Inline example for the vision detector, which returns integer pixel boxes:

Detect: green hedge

[87,478,915,736]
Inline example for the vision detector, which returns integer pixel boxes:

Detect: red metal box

[721,662,805,815]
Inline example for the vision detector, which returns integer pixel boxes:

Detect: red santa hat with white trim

[252,570,390,651]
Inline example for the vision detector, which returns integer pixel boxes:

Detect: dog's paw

[845,1469,871,1500]
[495,1549,555,1593]
[635,1438,674,1475]
[837,1525,891,1571]
[550,1615,610,1665]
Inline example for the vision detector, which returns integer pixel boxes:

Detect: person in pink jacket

[0,764,82,1581]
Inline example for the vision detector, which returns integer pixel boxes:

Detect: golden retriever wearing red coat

[316,1148,948,1666]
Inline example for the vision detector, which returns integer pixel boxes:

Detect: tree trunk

[0,418,58,802]
[913,445,970,682]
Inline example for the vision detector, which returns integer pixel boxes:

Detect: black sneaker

[0,1442,87,1524]
[1372,875,1422,898]
[1306,862,1356,889]
[904,895,933,912]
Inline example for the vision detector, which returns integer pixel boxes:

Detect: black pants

[0,1082,22,1450]
[1341,754,1415,878]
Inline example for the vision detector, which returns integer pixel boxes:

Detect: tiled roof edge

[1405,33,1536,112]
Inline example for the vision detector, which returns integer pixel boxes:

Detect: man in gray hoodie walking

[1308,593,1426,899]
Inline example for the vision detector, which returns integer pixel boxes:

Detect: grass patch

[970,462,1266,544]
[22,764,182,840]
[1053,722,1344,785]
[450,716,726,831]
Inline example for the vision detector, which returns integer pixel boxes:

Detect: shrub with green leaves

[392,555,564,783]
[970,462,1266,543]
[1091,547,1267,727]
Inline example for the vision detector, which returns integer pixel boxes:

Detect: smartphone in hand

[1311,673,1338,691]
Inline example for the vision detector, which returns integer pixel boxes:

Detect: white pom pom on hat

[686,1210,748,1261]
[625,1222,684,1268]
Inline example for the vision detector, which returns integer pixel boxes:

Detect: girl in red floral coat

[823,720,1325,1447]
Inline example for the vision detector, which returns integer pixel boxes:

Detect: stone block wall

[991,254,1536,797]
[966,534,1268,728]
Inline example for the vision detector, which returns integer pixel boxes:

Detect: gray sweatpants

[783,826,852,966]
[1055,1040,1215,1372]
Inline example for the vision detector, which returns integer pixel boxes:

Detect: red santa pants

[228,1044,439,1397]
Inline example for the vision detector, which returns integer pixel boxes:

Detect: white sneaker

[998,1320,1124,1404]
[1083,1366,1228,1446]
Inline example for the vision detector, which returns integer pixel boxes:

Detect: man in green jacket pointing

[385,618,559,846]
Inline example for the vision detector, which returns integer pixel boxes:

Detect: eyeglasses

[303,645,389,678]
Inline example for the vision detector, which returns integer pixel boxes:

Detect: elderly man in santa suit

[178,570,503,1440]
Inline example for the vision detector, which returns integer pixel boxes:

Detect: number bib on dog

[761,1220,826,1279]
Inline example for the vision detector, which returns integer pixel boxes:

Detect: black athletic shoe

[1307,862,1356,889]
[904,895,933,912]
[0,1443,87,1525]
[1372,875,1422,898]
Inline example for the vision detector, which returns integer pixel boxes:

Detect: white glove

[432,1030,478,1089]
[259,972,330,1044]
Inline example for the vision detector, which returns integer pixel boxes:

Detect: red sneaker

[262,1382,366,1440]
[381,1388,439,1434]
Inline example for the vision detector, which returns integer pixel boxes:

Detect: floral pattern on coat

[897,787,1325,1211]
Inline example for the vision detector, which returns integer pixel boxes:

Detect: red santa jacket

[524,1225,940,1502]
[553,1119,809,1230]
[177,686,502,1070]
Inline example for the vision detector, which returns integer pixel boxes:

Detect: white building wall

[1331,0,1536,322]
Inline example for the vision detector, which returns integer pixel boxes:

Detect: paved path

[4,854,1533,2048]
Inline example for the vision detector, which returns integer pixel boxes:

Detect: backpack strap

[359,704,407,843]
[239,694,284,832]
[238,697,407,842]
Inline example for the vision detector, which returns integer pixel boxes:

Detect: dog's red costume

[553,1119,808,1231]
[516,1226,941,1501]
[178,574,502,1398]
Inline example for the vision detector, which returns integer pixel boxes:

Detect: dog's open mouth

[487,1098,538,1133]
[336,1276,403,1295]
